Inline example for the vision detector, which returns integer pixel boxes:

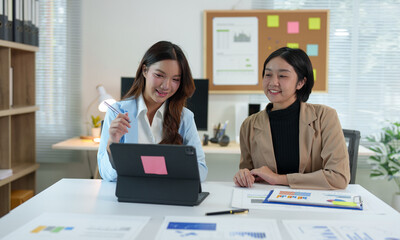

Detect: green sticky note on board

[267,15,279,27]
[287,43,299,49]
[309,17,321,30]
[313,69,317,81]
[332,201,358,207]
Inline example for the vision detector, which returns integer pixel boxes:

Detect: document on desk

[283,220,400,240]
[231,188,368,212]
[265,188,363,210]
[156,216,282,240]
[2,212,150,240]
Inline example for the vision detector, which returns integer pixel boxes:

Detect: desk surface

[0,179,398,239]
[52,137,374,156]
[51,137,242,154]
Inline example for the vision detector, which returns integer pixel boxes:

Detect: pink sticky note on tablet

[140,156,168,175]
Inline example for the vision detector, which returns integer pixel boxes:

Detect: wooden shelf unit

[0,40,39,217]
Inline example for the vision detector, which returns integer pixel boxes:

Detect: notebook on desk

[109,143,209,206]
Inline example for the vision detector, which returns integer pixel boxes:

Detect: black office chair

[343,129,361,184]
[100,120,104,135]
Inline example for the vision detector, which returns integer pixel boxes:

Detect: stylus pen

[205,208,249,216]
[104,101,131,123]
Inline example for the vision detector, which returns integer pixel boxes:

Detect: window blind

[36,0,82,163]
[251,0,400,140]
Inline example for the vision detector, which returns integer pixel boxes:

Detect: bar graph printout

[231,187,318,211]
[156,216,282,240]
[2,212,150,240]
[231,187,383,213]
[266,188,362,210]
[283,220,400,240]
[212,17,258,85]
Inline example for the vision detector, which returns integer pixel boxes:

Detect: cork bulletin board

[204,10,329,93]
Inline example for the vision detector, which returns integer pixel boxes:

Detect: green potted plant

[91,115,102,138]
[367,121,400,211]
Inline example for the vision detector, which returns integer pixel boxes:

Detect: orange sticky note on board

[141,156,168,175]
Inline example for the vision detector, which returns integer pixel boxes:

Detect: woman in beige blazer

[233,47,350,190]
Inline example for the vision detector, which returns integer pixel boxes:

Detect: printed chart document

[265,188,363,210]
[156,216,281,240]
[2,212,150,240]
[283,220,400,240]
[231,187,319,212]
[231,187,380,213]
[212,17,258,85]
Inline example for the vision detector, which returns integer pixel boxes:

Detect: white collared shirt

[137,95,165,144]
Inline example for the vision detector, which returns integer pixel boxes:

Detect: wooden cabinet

[0,39,39,217]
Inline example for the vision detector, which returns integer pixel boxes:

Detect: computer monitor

[121,77,209,131]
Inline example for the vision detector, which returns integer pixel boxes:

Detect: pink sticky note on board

[287,21,299,34]
[141,156,168,175]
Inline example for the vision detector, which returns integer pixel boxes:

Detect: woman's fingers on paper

[234,169,256,188]
[248,172,255,187]
[234,170,245,187]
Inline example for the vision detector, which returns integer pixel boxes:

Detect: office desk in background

[52,137,374,155]
[0,179,399,239]
[52,137,375,181]
[51,138,245,179]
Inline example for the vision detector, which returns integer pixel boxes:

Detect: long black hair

[123,41,195,144]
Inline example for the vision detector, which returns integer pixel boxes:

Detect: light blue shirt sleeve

[179,108,208,182]
[97,100,138,182]
[97,107,119,182]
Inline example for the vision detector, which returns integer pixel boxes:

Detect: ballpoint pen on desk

[206,208,249,216]
[103,101,131,123]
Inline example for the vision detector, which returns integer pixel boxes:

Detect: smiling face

[262,56,305,111]
[142,59,181,110]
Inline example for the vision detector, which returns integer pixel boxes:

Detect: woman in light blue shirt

[98,41,208,182]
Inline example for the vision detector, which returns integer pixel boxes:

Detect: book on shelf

[10,67,13,106]
[264,188,363,210]
[0,169,13,180]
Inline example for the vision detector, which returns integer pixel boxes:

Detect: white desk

[51,139,243,179]
[0,179,399,239]
[51,137,242,154]
[52,137,374,156]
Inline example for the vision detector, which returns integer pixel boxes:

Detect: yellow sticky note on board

[267,15,279,27]
[313,69,317,81]
[309,17,321,30]
[287,43,299,49]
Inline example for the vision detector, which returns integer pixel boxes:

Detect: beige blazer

[239,102,350,190]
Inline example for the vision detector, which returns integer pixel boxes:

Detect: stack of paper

[0,169,13,180]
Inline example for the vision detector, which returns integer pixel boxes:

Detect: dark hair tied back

[262,47,314,102]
